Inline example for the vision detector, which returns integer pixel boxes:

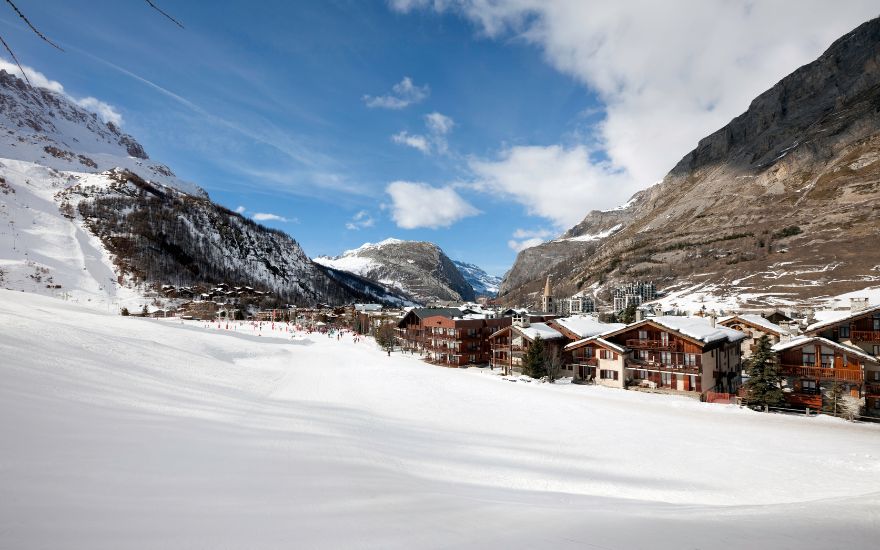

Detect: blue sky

[1,1,876,276]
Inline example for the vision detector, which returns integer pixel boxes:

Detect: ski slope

[1,290,879,549]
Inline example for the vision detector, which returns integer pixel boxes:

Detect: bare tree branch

[3,0,64,51]
[144,0,184,29]
[0,34,31,85]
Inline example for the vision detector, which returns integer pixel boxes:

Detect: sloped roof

[516,322,564,341]
[564,336,627,353]
[551,316,625,339]
[650,316,747,344]
[805,304,880,333]
[719,314,788,336]
[772,336,879,364]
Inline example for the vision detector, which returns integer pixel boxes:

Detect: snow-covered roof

[805,304,880,333]
[516,322,564,341]
[772,336,879,364]
[552,316,625,339]
[719,314,788,336]
[564,336,627,353]
[646,316,747,344]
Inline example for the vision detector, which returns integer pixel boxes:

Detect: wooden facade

[774,337,878,413]
[488,323,566,375]
[396,308,511,367]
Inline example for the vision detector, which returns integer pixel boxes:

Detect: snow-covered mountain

[452,260,501,297]
[315,239,475,304]
[0,70,400,308]
[0,70,201,196]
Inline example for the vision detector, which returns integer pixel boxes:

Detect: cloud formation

[0,60,123,125]
[392,1,878,227]
[507,228,556,252]
[364,76,429,109]
[252,212,290,222]
[392,112,455,155]
[346,210,375,230]
[386,181,479,229]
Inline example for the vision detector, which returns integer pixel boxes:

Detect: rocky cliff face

[0,71,398,307]
[452,260,502,297]
[499,17,880,310]
[315,239,476,304]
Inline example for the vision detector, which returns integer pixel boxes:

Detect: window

[802,380,818,394]
[688,375,697,390]
[839,326,850,338]
[638,350,648,360]
[661,372,671,386]
[600,369,618,380]
[660,331,669,345]
[874,345,880,356]
[802,351,816,366]
[684,353,697,366]
[660,351,672,365]
[821,353,834,369]
[872,370,880,382]
[874,399,880,411]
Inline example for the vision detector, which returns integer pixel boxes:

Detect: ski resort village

[2,3,880,549]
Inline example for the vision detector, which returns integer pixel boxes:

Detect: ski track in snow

[1,290,879,549]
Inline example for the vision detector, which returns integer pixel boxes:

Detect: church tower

[541,276,554,314]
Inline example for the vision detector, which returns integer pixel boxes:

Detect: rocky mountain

[500,17,880,312]
[315,239,476,304]
[0,71,401,308]
[452,260,502,297]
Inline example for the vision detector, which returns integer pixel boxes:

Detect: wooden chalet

[719,314,791,360]
[593,317,746,395]
[488,316,566,375]
[396,308,510,367]
[771,336,878,412]
[563,336,628,388]
[805,303,880,357]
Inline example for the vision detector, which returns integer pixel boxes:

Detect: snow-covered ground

[2,290,879,549]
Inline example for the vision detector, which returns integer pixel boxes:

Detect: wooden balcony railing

[779,365,863,382]
[626,339,683,351]
[625,358,699,375]
[851,330,880,341]
[865,382,880,396]
[570,357,598,367]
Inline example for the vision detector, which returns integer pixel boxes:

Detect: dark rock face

[500,17,880,309]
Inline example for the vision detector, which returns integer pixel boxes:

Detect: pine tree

[618,304,637,324]
[522,336,546,379]
[743,335,785,410]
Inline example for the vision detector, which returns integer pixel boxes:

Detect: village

[147,277,880,422]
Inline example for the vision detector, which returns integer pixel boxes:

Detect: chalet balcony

[570,357,598,367]
[851,330,880,341]
[626,358,699,375]
[865,382,880,396]
[779,365,864,382]
[626,339,683,351]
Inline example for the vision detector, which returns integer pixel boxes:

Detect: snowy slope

[0,70,202,196]
[2,290,879,549]
[452,260,502,296]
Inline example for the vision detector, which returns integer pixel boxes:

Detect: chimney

[636,308,644,322]
[709,312,717,328]
[851,297,869,312]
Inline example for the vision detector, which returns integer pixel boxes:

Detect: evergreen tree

[522,336,546,378]
[374,322,395,356]
[743,335,785,409]
[618,304,637,324]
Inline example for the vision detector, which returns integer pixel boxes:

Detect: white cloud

[0,60,123,125]
[363,76,429,109]
[386,181,479,229]
[392,112,455,155]
[234,205,246,214]
[252,212,290,222]
[425,112,454,134]
[470,144,628,228]
[508,228,556,252]
[393,1,879,226]
[391,131,431,153]
[346,210,375,230]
